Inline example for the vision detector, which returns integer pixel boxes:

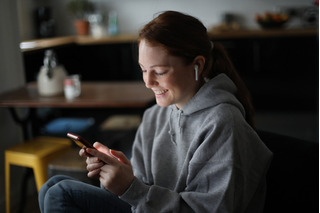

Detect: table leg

[9,107,35,140]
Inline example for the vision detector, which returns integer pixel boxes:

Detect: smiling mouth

[154,89,168,95]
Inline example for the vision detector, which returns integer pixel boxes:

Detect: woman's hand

[84,142,135,196]
[79,144,104,179]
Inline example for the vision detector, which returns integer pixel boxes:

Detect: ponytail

[206,42,256,129]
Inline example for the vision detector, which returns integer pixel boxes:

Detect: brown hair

[139,11,255,128]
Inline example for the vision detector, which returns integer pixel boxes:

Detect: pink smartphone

[67,132,94,148]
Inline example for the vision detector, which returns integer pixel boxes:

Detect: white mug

[64,75,81,100]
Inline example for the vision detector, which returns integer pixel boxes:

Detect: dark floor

[23,194,40,213]
[8,173,41,213]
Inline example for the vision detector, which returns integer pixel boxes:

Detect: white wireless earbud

[195,65,199,81]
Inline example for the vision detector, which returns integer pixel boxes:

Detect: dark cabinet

[23,42,141,83]
[214,34,318,110]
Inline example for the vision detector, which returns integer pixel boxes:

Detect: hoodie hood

[170,73,245,116]
[168,74,246,138]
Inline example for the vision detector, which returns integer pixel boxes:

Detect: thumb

[93,142,112,157]
[110,149,131,165]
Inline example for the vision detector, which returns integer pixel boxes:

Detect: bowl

[255,12,289,29]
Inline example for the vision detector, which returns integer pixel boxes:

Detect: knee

[39,176,72,213]
[43,179,74,208]
[45,180,67,198]
[40,175,67,193]
[47,175,74,184]
[39,175,73,201]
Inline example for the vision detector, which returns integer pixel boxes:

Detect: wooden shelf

[208,28,318,40]
[75,34,138,45]
[20,34,138,52]
[20,36,75,52]
[20,28,318,52]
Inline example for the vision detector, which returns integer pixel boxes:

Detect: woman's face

[139,40,198,108]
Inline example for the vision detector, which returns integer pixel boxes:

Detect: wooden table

[0,81,155,140]
[0,81,154,108]
[1,81,155,212]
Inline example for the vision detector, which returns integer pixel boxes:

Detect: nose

[144,72,158,88]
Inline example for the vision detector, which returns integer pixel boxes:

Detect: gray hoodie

[120,74,273,213]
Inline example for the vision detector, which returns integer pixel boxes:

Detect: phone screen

[67,132,94,148]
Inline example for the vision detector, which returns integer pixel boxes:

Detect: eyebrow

[139,63,170,69]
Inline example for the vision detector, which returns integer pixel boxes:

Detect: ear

[193,56,206,75]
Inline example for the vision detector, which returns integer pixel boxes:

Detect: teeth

[154,89,168,95]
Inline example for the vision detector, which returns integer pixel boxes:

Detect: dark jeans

[39,175,132,213]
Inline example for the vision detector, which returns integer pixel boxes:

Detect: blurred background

[17,0,319,40]
[0,0,318,212]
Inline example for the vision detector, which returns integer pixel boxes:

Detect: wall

[18,0,316,40]
[0,0,25,212]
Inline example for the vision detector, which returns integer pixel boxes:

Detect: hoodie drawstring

[178,109,183,134]
[168,107,184,145]
[168,108,176,145]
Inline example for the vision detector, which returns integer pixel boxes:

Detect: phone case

[67,132,94,148]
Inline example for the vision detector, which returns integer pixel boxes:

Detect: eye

[155,69,168,76]
[155,72,166,76]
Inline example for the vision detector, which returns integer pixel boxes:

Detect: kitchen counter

[20,28,317,52]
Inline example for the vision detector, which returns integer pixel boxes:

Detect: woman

[39,11,272,213]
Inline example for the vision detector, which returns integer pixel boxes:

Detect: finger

[79,146,94,157]
[79,148,86,157]
[93,142,112,157]
[87,161,104,172]
[86,147,117,165]
[86,156,101,164]
[88,169,101,178]
[110,149,131,165]
[79,147,89,157]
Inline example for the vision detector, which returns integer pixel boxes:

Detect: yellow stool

[5,137,72,213]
